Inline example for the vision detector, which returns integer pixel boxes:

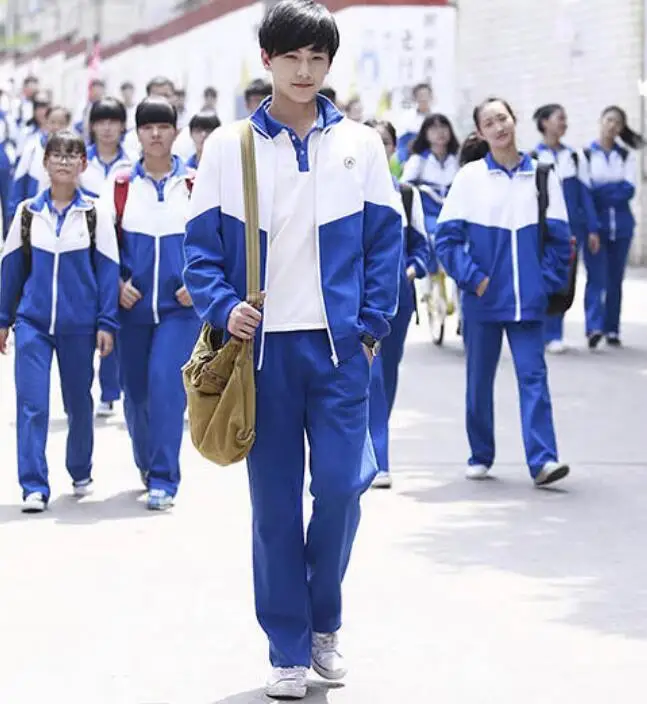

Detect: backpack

[536,163,577,316]
[529,149,579,171]
[113,170,195,243]
[399,181,419,324]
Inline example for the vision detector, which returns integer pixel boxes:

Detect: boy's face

[262,45,330,104]
[46,109,70,134]
[137,122,177,158]
[191,127,213,156]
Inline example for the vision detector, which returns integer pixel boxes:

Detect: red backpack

[113,170,195,243]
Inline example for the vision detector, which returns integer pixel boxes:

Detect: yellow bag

[182,120,262,465]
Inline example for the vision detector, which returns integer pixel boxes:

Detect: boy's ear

[260,49,272,70]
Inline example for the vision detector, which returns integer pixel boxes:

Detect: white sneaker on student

[534,461,570,487]
[465,464,491,480]
[265,666,308,699]
[73,478,94,497]
[22,493,47,513]
[371,471,392,489]
[545,340,566,354]
[96,401,115,418]
[312,632,347,681]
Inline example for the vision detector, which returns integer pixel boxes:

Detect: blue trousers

[464,319,558,477]
[369,290,415,472]
[543,314,563,344]
[119,315,200,496]
[584,235,632,337]
[247,331,375,668]
[98,338,120,403]
[14,320,95,499]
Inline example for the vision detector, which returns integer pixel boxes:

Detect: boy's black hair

[45,105,72,123]
[411,113,460,156]
[146,76,175,96]
[203,86,218,99]
[89,97,127,125]
[244,79,272,103]
[44,130,87,159]
[319,86,337,103]
[258,0,340,61]
[136,97,177,128]
[120,81,134,91]
[189,110,221,133]
[90,78,106,89]
[24,75,39,86]
[413,82,432,97]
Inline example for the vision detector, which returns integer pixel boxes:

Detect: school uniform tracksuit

[104,157,199,497]
[585,142,635,338]
[401,151,459,273]
[435,153,571,477]
[81,144,134,405]
[369,181,429,474]
[0,110,16,239]
[0,189,119,500]
[184,96,402,667]
[533,144,599,344]
[8,131,49,226]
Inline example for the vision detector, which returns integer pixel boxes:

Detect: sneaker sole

[265,683,307,700]
[22,504,46,514]
[371,475,392,489]
[311,659,347,681]
[535,465,570,487]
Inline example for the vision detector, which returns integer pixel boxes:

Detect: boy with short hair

[184,0,402,698]
[186,110,221,169]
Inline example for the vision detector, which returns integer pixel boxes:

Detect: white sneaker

[147,489,174,511]
[96,401,115,418]
[22,492,47,513]
[312,632,347,681]
[73,478,94,498]
[371,471,392,489]
[265,667,308,699]
[545,340,566,354]
[534,461,570,487]
[465,464,491,480]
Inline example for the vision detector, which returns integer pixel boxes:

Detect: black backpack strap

[536,163,552,255]
[20,204,34,277]
[85,206,97,273]
[529,150,539,160]
[583,148,591,162]
[571,150,579,169]
[399,182,414,226]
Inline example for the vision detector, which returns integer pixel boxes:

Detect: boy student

[184,0,403,698]
[186,110,221,169]
[102,97,199,511]
[0,131,119,513]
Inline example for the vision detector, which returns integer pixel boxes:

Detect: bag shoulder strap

[185,175,195,194]
[399,182,414,226]
[113,170,131,243]
[583,148,591,163]
[21,203,34,276]
[536,163,552,255]
[237,120,261,307]
[85,206,98,272]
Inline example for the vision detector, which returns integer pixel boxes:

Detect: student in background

[585,105,642,348]
[396,82,432,164]
[0,131,119,513]
[366,120,429,489]
[12,75,39,132]
[15,90,49,159]
[244,79,273,114]
[102,97,199,512]
[8,104,71,225]
[120,81,137,130]
[435,97,571,487]
[81,97,133,419]
[401,113,460,273]
[185,110,221,170]
[73,79,106,140]
[344,97,363,122]
[531,104,600,354]
[202,86,218,111]
[0,103,15,240]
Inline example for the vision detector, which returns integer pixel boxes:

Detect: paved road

[1,271,646,703]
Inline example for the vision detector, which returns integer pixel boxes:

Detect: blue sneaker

[147,489,174,511]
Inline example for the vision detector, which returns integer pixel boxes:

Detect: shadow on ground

[213,681,343,703]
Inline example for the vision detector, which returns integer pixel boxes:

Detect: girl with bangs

[80,97,134,418]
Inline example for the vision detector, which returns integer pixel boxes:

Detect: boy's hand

[228,301,262,341]
[0,328,8,355]
[96,330,114,357]
[588,233,601,255]
[476,277,490,297]
[119,279,142,310]
[175,286,193,307]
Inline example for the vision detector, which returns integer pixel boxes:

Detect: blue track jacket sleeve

[406,186,430,278]
[542,168,572,293]
[576,149,601,233]
[93,201,120,333]
[0,201,27,328]
[360,130,404,340]
[434,166,487,293]
[184,131,241,331]
[8,142,38,224]
[592,150,636,207]
[401,154,424,184]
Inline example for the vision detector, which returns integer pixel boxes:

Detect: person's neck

[491,145,521,170]
[50,183,76,210]
[431,146,447,161]
[599,134,615,151]
[143,155,173,181]
[543,134,560,150]
[268,93,318,140]
[97,142,119,163]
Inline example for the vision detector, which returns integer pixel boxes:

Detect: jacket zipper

[510,176,521,322]
[609,206,616,241]
[49,229,60,335]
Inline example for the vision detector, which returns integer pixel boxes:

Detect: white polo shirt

[262,109,326,333]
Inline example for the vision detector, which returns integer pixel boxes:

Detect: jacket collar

[250,94,344,140]
[590,140,625,156]
[28,187,94,215]
[132,154,186,182]
[485,151,534,176]
[87,142,127,167]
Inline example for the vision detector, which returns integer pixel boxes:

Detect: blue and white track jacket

[8,131,49,224]
[586,141,636,240]
[534,143,599,239]
[0,189,120,335]
[435,153,572,323]
[80,144,133,199]
[99,156,196,326]
[184,96,403,368]
[397,179,430,283]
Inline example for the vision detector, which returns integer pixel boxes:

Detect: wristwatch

[360,333,381,356]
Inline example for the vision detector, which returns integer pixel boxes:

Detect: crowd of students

[0,0,642,698]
